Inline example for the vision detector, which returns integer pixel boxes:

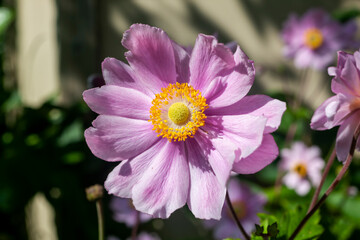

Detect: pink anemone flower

[279,142,324,196]
[282,9,358,70]
[311,49,360,162]
[83,24,286,219]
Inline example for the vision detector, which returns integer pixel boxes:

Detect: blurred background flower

[282,9,359,70]
[279,142,324,195]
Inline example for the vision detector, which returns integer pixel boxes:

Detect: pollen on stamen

[149,83,208,142]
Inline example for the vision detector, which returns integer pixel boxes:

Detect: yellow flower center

[168,102,190,125]
[304,28,323,50]
[149,83,208,142]
[293,163,307,178]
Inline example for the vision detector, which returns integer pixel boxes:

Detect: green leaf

[258,213,278,232]
[278,205,323,240]
[268,222,279,237]
[330,218,356,240]
[254,224,264,236]
[57,120,83,147]
[333,8,360,23]
[0,7,13,34]
[62,151,84,164]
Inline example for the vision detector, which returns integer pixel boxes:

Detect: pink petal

[283,172,301,189]
[296,180,311,196]
[310,95,350,130]
[122,24,177,94]
[105,139,167,198]
[101,58,153,97]
[194,131,236,186]
[336,111,360,162]
[186,138,226,220]
[85,115,159,161]
[171,42,190,83]
[189,34,235,94]
[207,95,286,133]
[233,134,278,174]
[340,57,360,95]
[203,46,255,109]
[204,114,267,159]
[294,48,313,69]
[132,141,189,218]
[83,85,152,120]
[331,51,360,96]
[354,51,360,70]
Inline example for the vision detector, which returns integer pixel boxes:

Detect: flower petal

[311,94,350,130]
[122,24,177,93]
[207,95,286,133]
[283,172,301,189]
[189,34,235,94]
[336,111,360,162]
[101,58,153,97]
[85,115,159,161]
[186,138,226,220]
[296,180,311,196]
[204,115,267,159]
[105,139,167,198]
[233,134,278,174]
[331,51,360,96]
[340,57,360,95]
[194,131,236,186]
[83,85,152,120]
[132,141,189,218]
[171,42,190,83]
[203,46,255,109]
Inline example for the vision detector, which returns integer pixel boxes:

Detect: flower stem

[307,144,336,213]
[85,184,105,240]
[226,191,251,240]
[289,123,360,240]
[131,210,140,240]
[96,199,105,240]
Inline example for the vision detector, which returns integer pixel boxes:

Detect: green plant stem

[289,123,360,240]
[96,199,104,240]
[226,191,251,240]
[307,144,336,213]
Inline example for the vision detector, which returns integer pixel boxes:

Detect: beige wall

[17,0,59,107]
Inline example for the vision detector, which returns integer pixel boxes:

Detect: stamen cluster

[149,83,208,142]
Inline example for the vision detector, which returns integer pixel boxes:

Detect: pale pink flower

[204,178,266,239]
[311,49,360,161]
[280,142,325,196]
[83,24,286,219]
[282,9,358,70]
[110,197,152,227]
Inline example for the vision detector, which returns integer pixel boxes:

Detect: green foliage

[277,205,323,240]
[333,8,360,23]
[0,7,13,35]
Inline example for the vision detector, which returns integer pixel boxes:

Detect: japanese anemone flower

[83,24,286,219]
[282,9,358,70]
[204,178,266,239]
[279,142,324,196]
[311,49,360,162]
